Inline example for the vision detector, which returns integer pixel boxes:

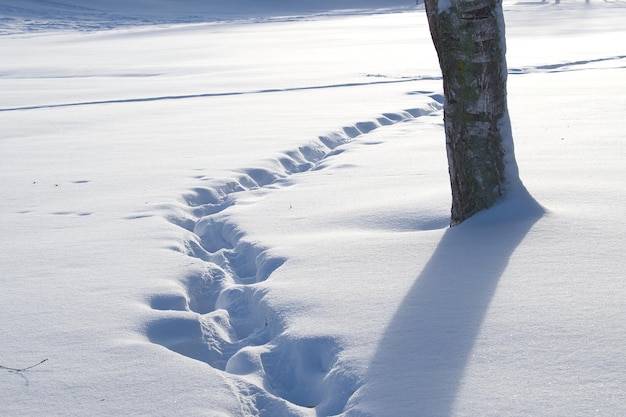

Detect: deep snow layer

[1,1,626,416]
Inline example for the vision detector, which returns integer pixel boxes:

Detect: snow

[1,1,625,416]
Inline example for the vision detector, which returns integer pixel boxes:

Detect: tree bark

[424,0,514,225]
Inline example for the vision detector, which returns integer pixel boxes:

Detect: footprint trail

[145,97,442,414]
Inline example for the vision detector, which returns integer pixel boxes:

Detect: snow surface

[1,1,625,416]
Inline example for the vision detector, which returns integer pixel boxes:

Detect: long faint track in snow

[0,77,434,112]
[3,55,624,113]
[511,55,626,73]
[144,96,442,414]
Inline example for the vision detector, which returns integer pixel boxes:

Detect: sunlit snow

[1,1,625,416]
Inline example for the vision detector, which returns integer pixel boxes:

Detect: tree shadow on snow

[346,189,544,417]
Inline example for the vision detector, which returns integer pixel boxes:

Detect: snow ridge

[145,99,442,415]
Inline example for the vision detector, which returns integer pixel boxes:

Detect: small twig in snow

[0,359,48,372]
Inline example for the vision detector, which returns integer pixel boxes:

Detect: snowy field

[1,1,625,416]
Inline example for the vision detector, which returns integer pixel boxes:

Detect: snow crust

[1,1,625,416]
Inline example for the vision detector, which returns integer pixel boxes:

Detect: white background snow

[1,0,625,416]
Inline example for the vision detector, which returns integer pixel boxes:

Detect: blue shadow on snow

[345,190,544,417]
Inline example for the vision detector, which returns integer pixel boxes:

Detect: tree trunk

[424,0,516,225]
